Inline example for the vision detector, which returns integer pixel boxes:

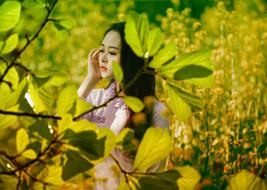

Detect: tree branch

[0,135,59,176]
[109,153,130,184]
[0,0,58,84]
[14,63,35,76]
[0,110,61,120]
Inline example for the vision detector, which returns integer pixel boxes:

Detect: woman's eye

[109,52,117,55]
[99,49,104,53]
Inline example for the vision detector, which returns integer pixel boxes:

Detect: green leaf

[22,149,37,159]
[54,18,73,31]
[33,75,51,87]
[185,75,214,88]
[67,130,105,160]
[176,166,201,190]
[62,150,93,181]
[174,65,212,81]
[146,28,163,56]
[28,83,47,112]
[58,115,96,135]
[0,64,19,89]
[74,98,94,118]
[123,96,144,112]
[0,1,21,32]
[35,70,69,87]
[116,128,135,151]
[133,128,172,172]
[46,71,69,86]
[97,128,116,157]
[45,165,64,185]
[167,82,203,109]
[4,79,28,108]
[148,43,177,69]
[22,0,46,8]
[0,105,18,129]
[138,170,180,190]
[125,12,149,57]
[57,85,77,116]
[28,120,52,141]
[166,84,192,120]
[95,78,113,89]
[0,175,18,190]
[112,61,123,84]
[1,33,19,54]
[226,170,267,190]
[160,49,213,85]
[16,128,29,153]
[0,41,3,50]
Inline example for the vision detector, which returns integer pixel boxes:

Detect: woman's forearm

[78,76,97,99]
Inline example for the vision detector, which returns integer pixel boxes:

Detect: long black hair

[104,22,155,101]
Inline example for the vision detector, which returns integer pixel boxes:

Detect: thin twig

[0,110,61,120]
[0,136,59,176]
[109,153,130,184]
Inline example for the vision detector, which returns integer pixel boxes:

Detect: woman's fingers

[89,48,98,59]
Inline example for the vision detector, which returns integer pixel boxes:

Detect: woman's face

[98,30,121,78]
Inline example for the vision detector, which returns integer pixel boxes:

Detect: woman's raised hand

[87,48,102,82]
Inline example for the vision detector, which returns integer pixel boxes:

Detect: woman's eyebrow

[101,44,120,50]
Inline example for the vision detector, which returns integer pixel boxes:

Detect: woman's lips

[100,66,107,72]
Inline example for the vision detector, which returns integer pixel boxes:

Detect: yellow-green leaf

[45,166,64,185]
[149,43,177,69]
[125,12,148,57]
[0,1,21,32]
[54,18,73,31]
[58,115,96,135]
[1,33,19,54]
[177,166,201,190]
[159,49,213,87]
[57,85,77,116]
[112,61,123,84]
[0,64,19,89]
[174,65,212,81]
[167,82,203,109]
[22,149,37,159]
[74,98,94,118]
[0,105,18,129]
[97,128,116,157]
[133,127,172,172]
[16,128,29,153]
[147,28,163,56]
[166,84,192,121]
[226,170,267,190]
[123,96,144,112]
[28,83,47,113]
[0,41,3,50]
[95,78,113,89]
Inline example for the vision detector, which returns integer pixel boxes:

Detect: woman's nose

[101,53,108,63]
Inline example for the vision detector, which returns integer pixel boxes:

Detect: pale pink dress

[83,81,169,190]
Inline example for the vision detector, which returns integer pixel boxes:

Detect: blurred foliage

[0,0,267,189]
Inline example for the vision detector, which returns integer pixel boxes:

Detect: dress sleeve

[86,88,104,106]
[110,108,130,135]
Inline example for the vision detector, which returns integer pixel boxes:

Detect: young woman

[78,22,168,189]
